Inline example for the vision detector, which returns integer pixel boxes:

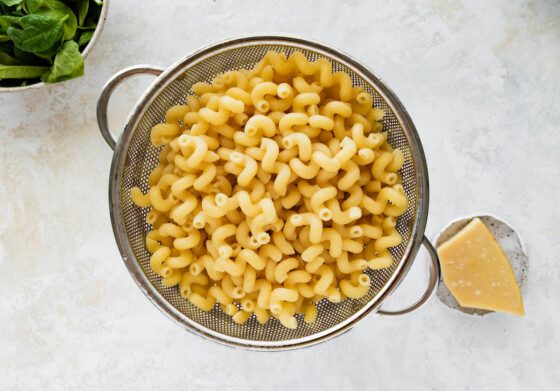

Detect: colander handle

[97,65,165,150]
[376,236,440,316]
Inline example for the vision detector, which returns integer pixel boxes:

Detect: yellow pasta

[278,112,308,135]
[303,302,318,323]
[336,251,367,273]
[310,186,337,221]
[254,305,271,324]
[282,132,312,161]
[245,115,276,137]
[251,81,277,112]
[274,257,300,283]
[270,287,299,314]
[173,229,201,250]
[130,187,151,207]
[313,265,334,295]
[292,92,321,113]
[150,123,181,147]
[372,151,399,185]
[278,303,297,329]
[290,213,323,243]
[340,272,371,299]
[301,243,324,263]
[232,310,252,324]
[293,76,322,94]
[131,50,409,329]
[212,224,237,259]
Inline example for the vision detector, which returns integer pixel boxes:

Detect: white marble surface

[1,0,559,389]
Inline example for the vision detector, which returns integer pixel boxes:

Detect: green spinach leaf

[0,63,48,78]
[76,28,92,46]
[6,14,67,53]
[76,0,88,26]
[0,15,20,30]
[41,39,82,83]
[12,8,26,17]
[13,45,46,64]
[76,23,95,30]
[33,34,63,59]
[25,0,78,40]
[0,0,25,6]
[81,0,101,29]
[0,51,23,64]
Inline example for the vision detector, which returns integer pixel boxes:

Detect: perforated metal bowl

[97,34,440,350]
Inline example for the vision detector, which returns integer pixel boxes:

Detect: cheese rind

[437,218,524,316]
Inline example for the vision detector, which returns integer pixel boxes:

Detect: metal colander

[97,34,439,350]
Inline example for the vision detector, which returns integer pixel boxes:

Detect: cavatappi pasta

[130,50,409,329]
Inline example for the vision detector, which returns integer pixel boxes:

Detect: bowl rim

[108,33,430,350]
[0,0,110,92]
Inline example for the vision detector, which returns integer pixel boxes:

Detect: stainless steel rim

[0,0,110,93]
[107,34,431,350]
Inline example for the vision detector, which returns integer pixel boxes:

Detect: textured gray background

[1,0,559,389]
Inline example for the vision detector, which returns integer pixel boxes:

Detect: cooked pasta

[130,50,409,329]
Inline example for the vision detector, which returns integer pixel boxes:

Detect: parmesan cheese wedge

[437,218,525,316]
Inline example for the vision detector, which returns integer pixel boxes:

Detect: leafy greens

[0,0,103,87]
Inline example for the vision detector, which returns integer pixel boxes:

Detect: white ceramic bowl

[0,0,110,92]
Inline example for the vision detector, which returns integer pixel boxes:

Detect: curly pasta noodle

[130,50,409,329]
